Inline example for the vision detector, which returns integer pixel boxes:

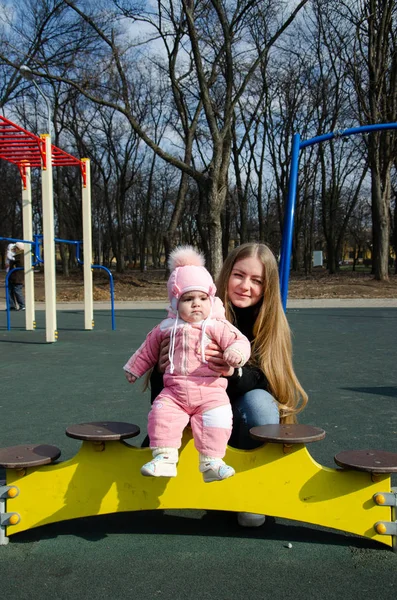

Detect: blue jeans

[8,283,25,309]
[229,389,279,450]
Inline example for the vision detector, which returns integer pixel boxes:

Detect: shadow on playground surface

[0,308,396,600]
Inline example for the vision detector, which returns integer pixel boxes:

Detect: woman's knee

[234,389,279,426]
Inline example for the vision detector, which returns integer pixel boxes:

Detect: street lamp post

[20,65,52,137]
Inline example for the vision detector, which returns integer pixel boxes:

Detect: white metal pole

[82,158,93,330]
[40,134,57,343]
[21,163,35,330]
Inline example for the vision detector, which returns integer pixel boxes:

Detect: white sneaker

[199,458,235,483]
[141,453,177,478]
[237,512,266,527]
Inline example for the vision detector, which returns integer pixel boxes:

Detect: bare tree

[0,161,22,268]
[333,0,397,280]
[0,0,309,276]
[391,165,397,274]
[264,50,318,269]
[347,195,372,271]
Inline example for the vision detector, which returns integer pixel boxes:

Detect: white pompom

[168,245,205,270]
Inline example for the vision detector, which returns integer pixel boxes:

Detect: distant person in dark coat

[6,242,25,311]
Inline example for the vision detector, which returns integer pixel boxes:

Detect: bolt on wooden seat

[334,449,397,473]
[250,424,326,444]
[0,444,61,469]
[65,421,140,442]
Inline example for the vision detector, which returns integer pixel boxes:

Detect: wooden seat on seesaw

[0,444,61,469]
[334,449,397,474]
[250,424,326,444]
[65,421,140,441]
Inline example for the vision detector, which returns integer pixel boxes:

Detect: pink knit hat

[167,246,216,312]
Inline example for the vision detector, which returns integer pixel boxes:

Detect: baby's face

[178,291,211,323]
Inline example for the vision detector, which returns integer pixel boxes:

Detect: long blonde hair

[216,243,308,424]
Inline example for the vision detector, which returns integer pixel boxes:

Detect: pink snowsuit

[124,310,251,458]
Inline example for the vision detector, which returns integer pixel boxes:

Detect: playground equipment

[33,234,116,330]
[2,118,396,549]
[0,422,396,549]
[1,233,116,331]
[0,115,92,342]
[279,121,397,310]
[1,236,36,329]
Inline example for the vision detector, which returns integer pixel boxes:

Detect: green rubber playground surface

[1,308,396,600]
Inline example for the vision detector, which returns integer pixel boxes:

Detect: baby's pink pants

[147,375,233,458]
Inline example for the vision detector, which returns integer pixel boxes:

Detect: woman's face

[227,256,264,308]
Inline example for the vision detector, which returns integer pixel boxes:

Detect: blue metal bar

[53,239,113,329]
[280,133,300,311]
[33,234,44,265]
[35,236,114,331]
[53,238,83,265]
[3,236,115,333]
[70,243,114,329]
[32,237,83,265]
[300,122,397,149]
[1,238,33,329]
[57,241,114,329]
[5,268,24,331]
[281,122,397,311]
[54,238,84,267]
[91,265,116,330]
[75,242,83,266]
[54,238,80,245]
[0,236,34,245]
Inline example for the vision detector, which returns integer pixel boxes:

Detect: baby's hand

[223,348,245,368]
[125,372,137,384]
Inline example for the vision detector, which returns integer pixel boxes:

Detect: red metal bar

[17,162,29,189]
[39,135,47,169]
[80,160,87,187]
[0,115,82,170]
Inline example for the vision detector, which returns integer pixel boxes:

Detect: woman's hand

[157,337,170,373]
[205,342,234,377]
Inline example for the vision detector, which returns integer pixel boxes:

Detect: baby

[124,246,251,482]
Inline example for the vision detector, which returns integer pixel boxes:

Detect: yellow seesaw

[0,422,396,549]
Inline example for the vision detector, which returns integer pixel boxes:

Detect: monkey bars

[0,115,92,342]
[0,115,85,175]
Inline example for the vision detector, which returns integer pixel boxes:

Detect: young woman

[148,242,308,526]
[209,242,307,437]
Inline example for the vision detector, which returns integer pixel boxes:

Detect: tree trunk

[371,166,390,280]
[55,167,69,276]
[200,174,227,277]
[231,122,248,243]
[221,197,231,261]
[394,190,397,275]
[326,241,338,274]
[208,209,224,278]
[163,170,191,272]
[140,154,157,272]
